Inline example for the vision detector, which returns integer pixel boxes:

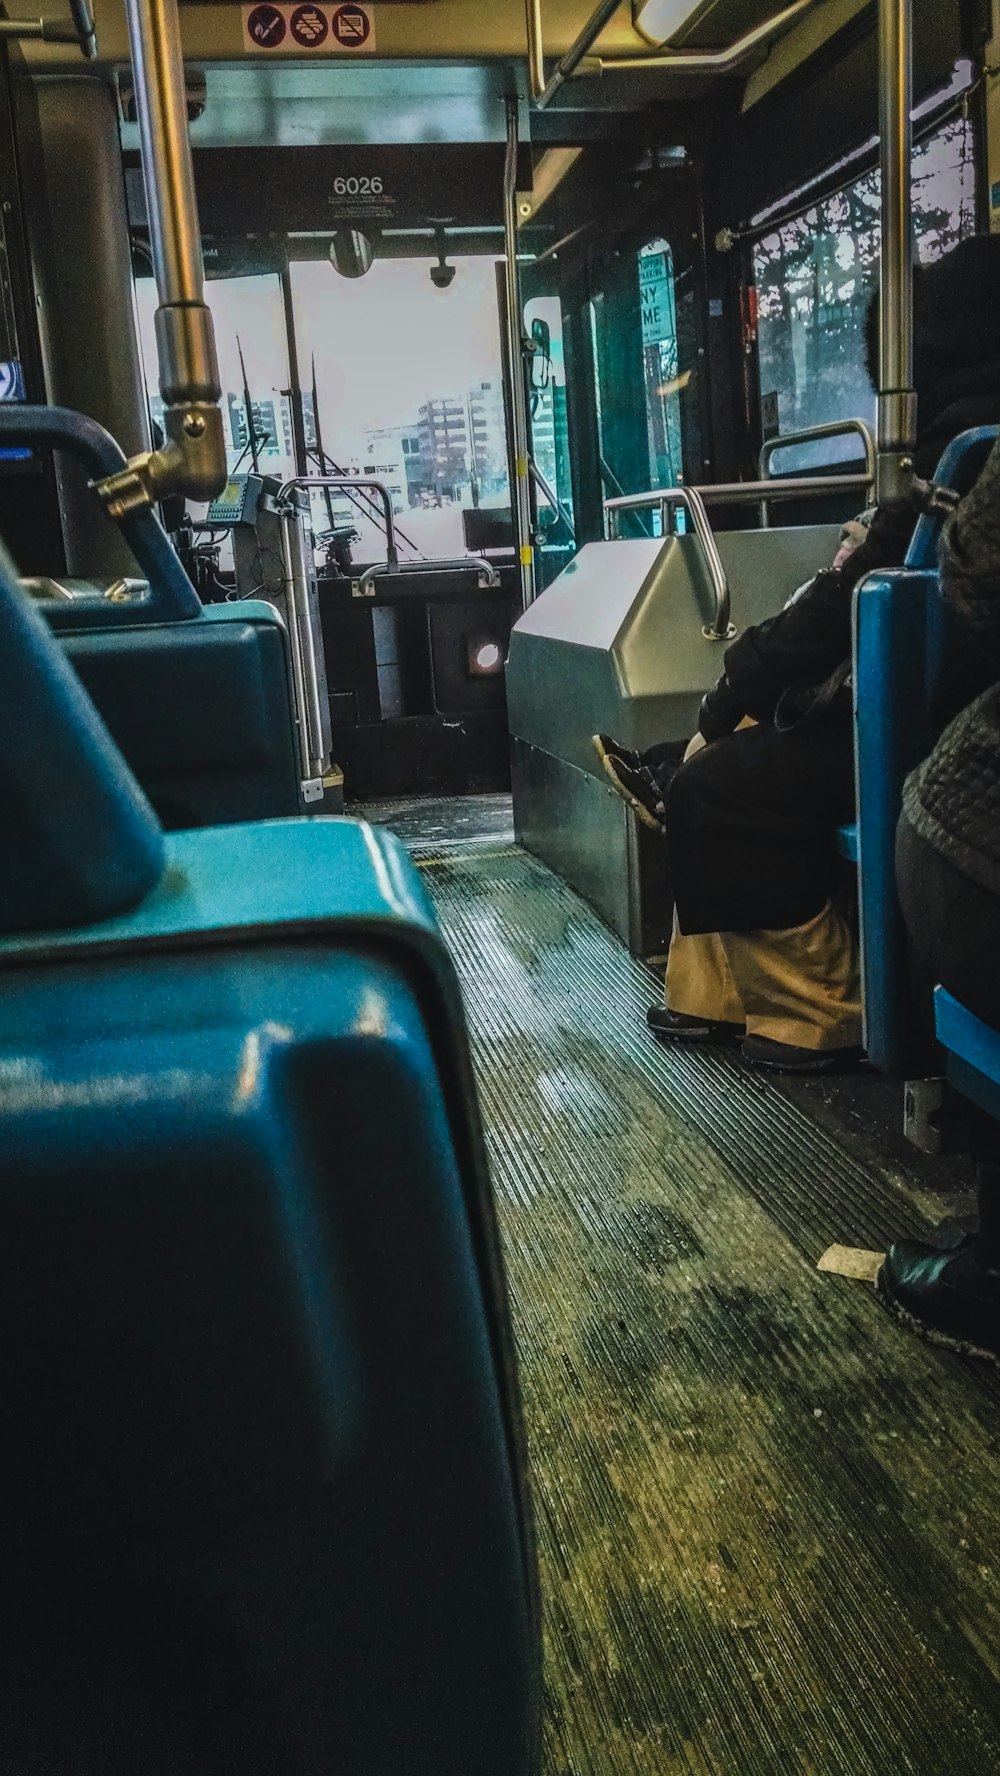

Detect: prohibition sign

[330,4,371,47]
[245,2,287,46]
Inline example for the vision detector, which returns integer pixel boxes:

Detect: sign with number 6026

[333,175,384,197]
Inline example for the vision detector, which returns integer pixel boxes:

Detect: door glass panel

[133,272,296,486]
[524,293,573,528]
[289,256,509,562]
[589,235,696,535]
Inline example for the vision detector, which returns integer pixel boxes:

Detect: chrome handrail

[277,476,399,569]
[759,419,876,483]
[758,420,875,525]
[604,484,733,642]
[530,458,575,539]
[504,97,536,609]
[603,473,871,522]
[525,0,621,108]
[355,557,501,598]
[602,467,876,641]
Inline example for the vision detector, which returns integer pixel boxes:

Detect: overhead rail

[525,0,818,105]
[0,0,96,54]
[97,0,226,515]
[877,0,916,506]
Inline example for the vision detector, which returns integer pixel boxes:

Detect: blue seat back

[0,531,164,930]
[853,428,999,1073]
[854,568,946,1071]
[935,987,1000,1122]
[0,820,540,1770]
[63,602,302,828]
[0,406,302,825]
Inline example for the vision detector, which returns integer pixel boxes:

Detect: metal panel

[508,520,841,952]
[508,522,841,776]
[512,737,673,957]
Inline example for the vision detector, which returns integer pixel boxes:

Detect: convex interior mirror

[330,229,375,278]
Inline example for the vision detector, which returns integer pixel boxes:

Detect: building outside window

[754,114,977,468]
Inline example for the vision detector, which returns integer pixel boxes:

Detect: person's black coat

[699,236,1000,742]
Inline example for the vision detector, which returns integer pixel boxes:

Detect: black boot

[876,1234,1000,1365]
[647,1005,744,1045]
[741,1034,864,1075]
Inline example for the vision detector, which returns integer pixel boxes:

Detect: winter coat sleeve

[939,433,1000,672]
[696,499,917,736]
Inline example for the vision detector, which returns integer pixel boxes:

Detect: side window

[753,115,977,469]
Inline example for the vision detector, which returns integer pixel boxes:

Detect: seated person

[595,234,1000,1074]
[879,430,1000,1363]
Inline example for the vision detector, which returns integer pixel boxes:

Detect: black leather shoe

[647,1005,744,1044]
[741,1034,864,1075]
[592,735,665,832]
[876,1235,1000,1366]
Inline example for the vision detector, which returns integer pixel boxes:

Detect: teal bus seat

[0,405,302,826]
[0,819,540,1771]
[852,429,998,1074]
[0,520,539,1767]
[835,823,859,863]
[62,601,302,828]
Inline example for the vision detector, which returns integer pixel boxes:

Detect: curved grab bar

[760,418,876,482]
[356,557,501,598]
[604,484,733,641]
[277,476,399,569]
[673,487,734,642]
[0,406,201,627]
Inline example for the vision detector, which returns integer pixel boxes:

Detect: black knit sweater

[904,431,1000,895]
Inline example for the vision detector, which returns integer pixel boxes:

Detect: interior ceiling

[107,0,838,150]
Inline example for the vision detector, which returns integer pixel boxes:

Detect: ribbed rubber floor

[365,797,1000,1774]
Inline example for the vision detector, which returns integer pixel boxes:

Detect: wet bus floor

[361,795,1000,1775]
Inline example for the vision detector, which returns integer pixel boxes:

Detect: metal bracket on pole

[504,95,536,611]
[96,0,226,516]
[876,0,917,508]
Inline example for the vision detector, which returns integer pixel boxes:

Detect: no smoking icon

[331,3,370,45]
[246,2,286,45]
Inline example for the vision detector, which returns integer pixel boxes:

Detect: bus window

[289,255,510,563]
[754,115,977,470]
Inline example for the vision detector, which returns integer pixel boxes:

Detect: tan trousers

[663,725,862,1052]
[664,907,863,1051]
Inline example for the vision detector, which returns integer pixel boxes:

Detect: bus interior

[2,0,1000,1767]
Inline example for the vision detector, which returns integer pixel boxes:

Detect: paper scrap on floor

[817,1244,884,1283]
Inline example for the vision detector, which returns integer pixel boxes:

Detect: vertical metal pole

[120,0,225,498]
[504,96,536,610]
[877,0,916,506]
[525,0,545,101]
[280,262,309,480]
